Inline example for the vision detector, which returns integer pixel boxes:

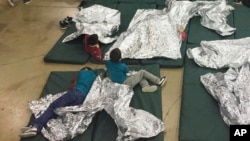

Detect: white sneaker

[159,76,167,86]
[142,85,157,93]
[7,0,15,6]
[21,125,32,132]
[19,126,37,138]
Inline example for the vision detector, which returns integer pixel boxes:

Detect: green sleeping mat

[179,43,229,141]
[156,0,166,5]
[187,13,235,44]
[44,24,90,64]
[234,6,250,39]
[21,64,163,141]
[119,0,156,3]
[44,1,187,68]
[90,2,157,65]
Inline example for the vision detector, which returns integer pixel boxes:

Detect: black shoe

[59,20,69,29]
[78,0,86,10]
[65,16,73,23]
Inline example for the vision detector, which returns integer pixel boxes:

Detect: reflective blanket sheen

[187,37,250,69]
[62,5,121,44]
[200,63,250,125]
[28,76,165,141]
[104,0,235,60]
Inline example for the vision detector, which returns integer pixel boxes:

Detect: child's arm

[91,47,102,62]
[84,34,91,53]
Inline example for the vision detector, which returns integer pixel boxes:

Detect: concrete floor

[0,0,183,141]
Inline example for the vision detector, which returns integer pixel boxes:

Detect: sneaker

[159,76,167,86]
[21,126,32,132]
[142,85,157,93]
[7,0,15,6]
[59,20,69,29]
[19,131,37,138]
[23,0,32,4]
[19,126,37,138]
[65,16,73,23]
[78,0,86,10]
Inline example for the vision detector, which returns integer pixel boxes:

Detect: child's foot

[7,0,15,7]
[59,20,70,29]
[159,76,167,86]
[19,126,37,138]
[20,125,33,132]
[142,85,157,93]
[23,0,32,4]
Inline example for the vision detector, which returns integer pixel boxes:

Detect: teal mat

[179,43,229,141]
[21,64,163,141]
[119,0,156,3]
[156,0,166,5]
[188,13,235,44]
[90,2,157,65]
[83,0,118,8]
[234,6,250,38]
[92,64,163,141]
[45,1,187,67]
[44,24,90,64]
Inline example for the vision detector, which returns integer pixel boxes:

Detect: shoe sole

[60,27,68,29]
[7,0,15,6]
[21,127,31,132]
[19,132,36,138]
[160,79,167,86]
[24,0,32,4]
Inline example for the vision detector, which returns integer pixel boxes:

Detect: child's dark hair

[110,48,121,62]
[81,67,92,70]
[88,34,99,46]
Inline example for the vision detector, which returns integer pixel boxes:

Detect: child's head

[88,34,99,46]
[110,48,121,62]
[81,66,92,70]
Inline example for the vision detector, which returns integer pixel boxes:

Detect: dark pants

[34,89,85,131]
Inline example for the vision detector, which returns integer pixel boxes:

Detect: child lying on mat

[84,34,102,62]
[19,67,97,138]
[105,48,167,93]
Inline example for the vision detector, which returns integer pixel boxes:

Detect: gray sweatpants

[123,70,160,88]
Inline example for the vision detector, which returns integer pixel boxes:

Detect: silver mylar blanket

[200,63,250,126]
[62,5,121,44]
[187,37,250,69]
[104,0,235,60]
[28,76,165,141]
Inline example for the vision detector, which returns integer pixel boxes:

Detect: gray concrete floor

[0,0,183,141]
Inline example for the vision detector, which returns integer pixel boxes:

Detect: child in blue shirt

[19,67,97,138]
[106,48,167,93]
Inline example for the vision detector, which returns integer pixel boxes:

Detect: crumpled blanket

[104,0,235,60]
[187,37,250,69]
[62,4,121,44]
[28,76,165,141]
[200,63,250,125]
[197,0,235,36]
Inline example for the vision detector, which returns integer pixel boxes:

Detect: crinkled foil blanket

[62,4,121,44]
[187,37,250,69]
[104,0,235,60]
[28,76,165,141]
[201,63,250,126]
